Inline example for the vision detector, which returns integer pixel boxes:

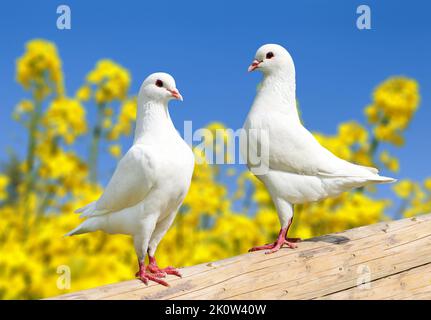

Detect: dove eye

[266,52,274,59]
[155,79,164,87]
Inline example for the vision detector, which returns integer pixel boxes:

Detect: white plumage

[242,44,395,253]
[67,72,195,286]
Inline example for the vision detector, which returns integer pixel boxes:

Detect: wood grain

[48,214,431,300]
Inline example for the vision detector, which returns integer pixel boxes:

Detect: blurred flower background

[0,38,429,299]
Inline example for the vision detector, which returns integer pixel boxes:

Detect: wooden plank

[48,214,431,300]
[318,263,431,300]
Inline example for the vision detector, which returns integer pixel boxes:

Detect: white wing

[247,114,387,180]
[78,145,157,217]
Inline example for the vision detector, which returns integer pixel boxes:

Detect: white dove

[242,44,395,254]
[66,72,195,286]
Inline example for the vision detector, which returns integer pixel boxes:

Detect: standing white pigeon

[242,44,395,254]
[66,72,195,286]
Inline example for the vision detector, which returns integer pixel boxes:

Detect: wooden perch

[49,214,431,300]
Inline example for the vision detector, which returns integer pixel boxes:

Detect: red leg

[147,256,182,278]
[135,260,169,287]
[249,218,301,254]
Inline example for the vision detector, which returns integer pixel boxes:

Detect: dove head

[248,44,295,77]
[138,72,183,104]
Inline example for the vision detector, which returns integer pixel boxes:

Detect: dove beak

[248,59,261,72]
[168,88,183,101]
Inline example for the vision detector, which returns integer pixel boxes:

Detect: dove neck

[134,100,174,144]
[257,71,299,120]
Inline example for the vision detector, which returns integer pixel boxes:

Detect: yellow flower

[16,39,64,97]
[13,100,34,121]
[374,77,419,118]
[370,77,420,146]
[393,180,415,199]
[108,98,137,140]
[16,99,34,113]
[109,144,122,158]
[315,133,352,160]
[0,175,10,201]
[365,104,379,124]
[86,59,131,104]
[338,121,368,145]
[102,118,112,129]
[379,151,400,172]
[374,125,404,146]
[76,86,91,102]
[42,98,87,143]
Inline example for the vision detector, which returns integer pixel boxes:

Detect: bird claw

[249,227,301,253]
[145,255,182,280]
[264,240,298,254]
[136,259,176,286]
[147,264,182,278]
[163,266,182,278]
[249,242,277,252]
[136,270,169,287]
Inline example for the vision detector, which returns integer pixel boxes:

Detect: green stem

[369,136,379,157]
[23,90,43,238]
[26,98,43,175]
[89,103,104,183]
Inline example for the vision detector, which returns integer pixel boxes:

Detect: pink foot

[249,225,301,254]
[135,261,169,287]
[147,256,182,278]
[265,239,299,254]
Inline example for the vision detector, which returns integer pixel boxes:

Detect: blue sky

[0,0,430,211]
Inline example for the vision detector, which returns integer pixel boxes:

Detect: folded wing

[247,116,394,182]
[76,145,156,217]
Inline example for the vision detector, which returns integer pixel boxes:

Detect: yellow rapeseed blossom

[0,175,9,201]
[315,124,374,166]
[369,77,420,146]
[76,85,91,102]
[15,99,34,113]
[374,77,419,117]
[42,98,87,144]
[86,59,131,104]
[398,178,431,218]
[393,180,415,199]
[102,117,112,129]
[338,121,368,145]
[37,146,86,182]
[13,99,34,121]
[108,98,137,140]
[16,39,64,98]
[365,104,379,124]
[108,144,122,158]
[379,151,400,172]
[315,134,352,160]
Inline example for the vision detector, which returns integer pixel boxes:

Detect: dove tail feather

[64,218,100,237]
[64,225,86,237]
[367,175,397,184]
[74,201,96,214]
[359,165,379,175]
[74,201,105,218]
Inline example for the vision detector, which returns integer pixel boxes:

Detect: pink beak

[248,59,261,72]
[168,88,183,101]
